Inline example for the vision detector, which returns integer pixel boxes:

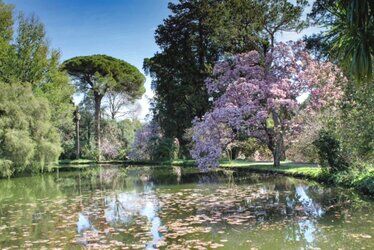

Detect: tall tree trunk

[75,108,80,159]
[87,121,91,145]
[280,134,286,161]
[271,110,282,167]
[94,92,103,160]
[270,34,275,49]
[267,135,281,167]
[273,141,282,167]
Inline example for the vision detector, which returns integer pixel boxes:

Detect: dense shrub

[151,138,179,161]
[0,159,13,178]
[0,83,62,177]
[313,130,349,173]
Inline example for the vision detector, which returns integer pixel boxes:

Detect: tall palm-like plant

[310,0,373,81]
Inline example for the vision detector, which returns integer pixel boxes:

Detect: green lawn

[220,160,322,178]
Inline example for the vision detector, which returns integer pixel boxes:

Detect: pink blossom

[191,42,347,170]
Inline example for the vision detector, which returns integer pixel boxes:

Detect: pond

[0,165,373,249]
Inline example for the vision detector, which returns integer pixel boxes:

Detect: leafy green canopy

[0,83,62,177]
[305,0,373,165]
[62,55,145,160]
[145,0,307,156]
[0,0,75,163]
[308,0,374,81]
[62,55,145,99]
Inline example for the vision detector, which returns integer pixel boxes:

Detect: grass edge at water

[57,159,373,197]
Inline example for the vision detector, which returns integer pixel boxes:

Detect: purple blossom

[191,42,347,171]
[128,122,162,160]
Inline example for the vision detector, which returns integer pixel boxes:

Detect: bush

[313,130,349,173]
[0,159,13,178]
[151,138,179,161]
[0,83,62,176]
[81,144,100,161]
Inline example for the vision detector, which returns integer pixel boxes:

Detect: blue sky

[5,0,320,120]
[5,0,172,119]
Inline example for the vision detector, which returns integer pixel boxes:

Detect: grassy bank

[59,159,126,165]
[57,159,373,196]
[168,159,374,197]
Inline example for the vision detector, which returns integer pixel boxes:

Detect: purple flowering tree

[191,42,347,171]
[128,122,162,160]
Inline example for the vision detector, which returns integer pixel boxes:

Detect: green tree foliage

[0,1,13,42]
[306,0,373,169]
[0,1,75,167]
[308,0,374,81]
[151,138,179,161]
[62,55,145,157]
[0,1,13,80]
[10,15,75,130]
[117,119,142,152]
[145,0,307,156]
[0,3,75,159]
[261,0,307,46]
[338,85,374,162]
[313,130,349,173]
[0,83,61,177]
[13,14,49,84]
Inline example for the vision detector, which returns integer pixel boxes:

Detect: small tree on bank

[62,55,145,158]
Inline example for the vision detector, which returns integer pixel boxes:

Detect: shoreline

[5,159,373,197]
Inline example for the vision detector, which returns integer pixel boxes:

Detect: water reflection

[77,174,163,249]
[283,185,324,248]
[0,166,372,249]
[295,185,324,217]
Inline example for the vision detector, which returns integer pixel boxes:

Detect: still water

[0,165,373,249]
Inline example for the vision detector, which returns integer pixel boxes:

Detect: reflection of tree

[110,193,129,224]
[79,166,128,190]
[172,166,181,184]
[100,185,163,247]
[282,184,325,248]
[222,169,235,188]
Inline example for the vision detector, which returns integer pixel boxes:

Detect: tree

[0,1,13,42]
[191,42,347,170]
[308,0,374,81]
[12,14,50,84]
[144,0,220,156]
[128,122,162,161]
[99,119,141,160]
[260,0,307,48]
[0,1,14,82]
[0,83,62,177]
[62,55,145,157]
[0,7,76,159]
[306,0,374,166]
[103,91,141,120]
[145,0,307,156]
